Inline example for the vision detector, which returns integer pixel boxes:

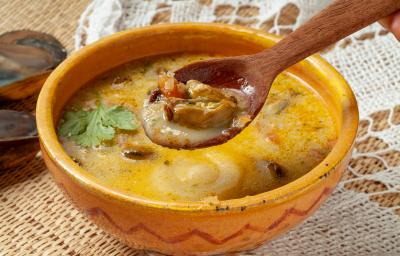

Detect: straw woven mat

[0,1,399,255]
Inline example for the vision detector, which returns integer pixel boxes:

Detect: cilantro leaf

[59,110,90,137]
[73,107,115,147]
[103,105,138,130]
[59,102,137,147]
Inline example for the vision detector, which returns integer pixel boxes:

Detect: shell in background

[0,30,66,100]
[0,110,39,169]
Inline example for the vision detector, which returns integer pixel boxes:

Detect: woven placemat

[1,1,399,255]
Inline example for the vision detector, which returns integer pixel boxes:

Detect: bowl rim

[36,23,359,212]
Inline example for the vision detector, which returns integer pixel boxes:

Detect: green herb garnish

[59,102,138,147]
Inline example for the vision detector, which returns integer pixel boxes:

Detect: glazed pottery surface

[36,23,359,255]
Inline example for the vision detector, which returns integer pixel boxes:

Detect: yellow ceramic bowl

[36,23,358,255]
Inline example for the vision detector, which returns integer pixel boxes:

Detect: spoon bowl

[171,56,275,148]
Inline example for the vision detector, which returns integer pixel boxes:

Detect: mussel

[0,30,66,100]
[0,110,39,169]
[143,74,249,149]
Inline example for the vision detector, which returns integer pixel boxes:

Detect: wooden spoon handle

[251,0,400,74]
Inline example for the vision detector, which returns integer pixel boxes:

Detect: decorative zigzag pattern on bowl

[78,187,333,245]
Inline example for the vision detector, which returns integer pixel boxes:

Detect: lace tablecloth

[1,0,399,255]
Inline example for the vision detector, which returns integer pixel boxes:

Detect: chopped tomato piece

[158,74,187,98]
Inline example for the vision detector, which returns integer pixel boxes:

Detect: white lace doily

[75,1,400,255]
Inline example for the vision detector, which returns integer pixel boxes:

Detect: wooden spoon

[169,0,400,149]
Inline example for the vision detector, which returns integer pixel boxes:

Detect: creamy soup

[58,53,337,203]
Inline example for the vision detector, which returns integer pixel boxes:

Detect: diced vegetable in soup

[58,53,337,203]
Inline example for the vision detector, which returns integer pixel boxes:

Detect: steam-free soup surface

[59,53,337,203]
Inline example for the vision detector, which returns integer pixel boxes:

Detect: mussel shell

[0,110,39,169]
[0,110,37,142]
[0,30,66,100]
[0,44,53,70]
[0,30,66,66]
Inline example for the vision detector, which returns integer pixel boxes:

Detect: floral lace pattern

[75,0,400,255]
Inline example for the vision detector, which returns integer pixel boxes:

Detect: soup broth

[59,53,337,203]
